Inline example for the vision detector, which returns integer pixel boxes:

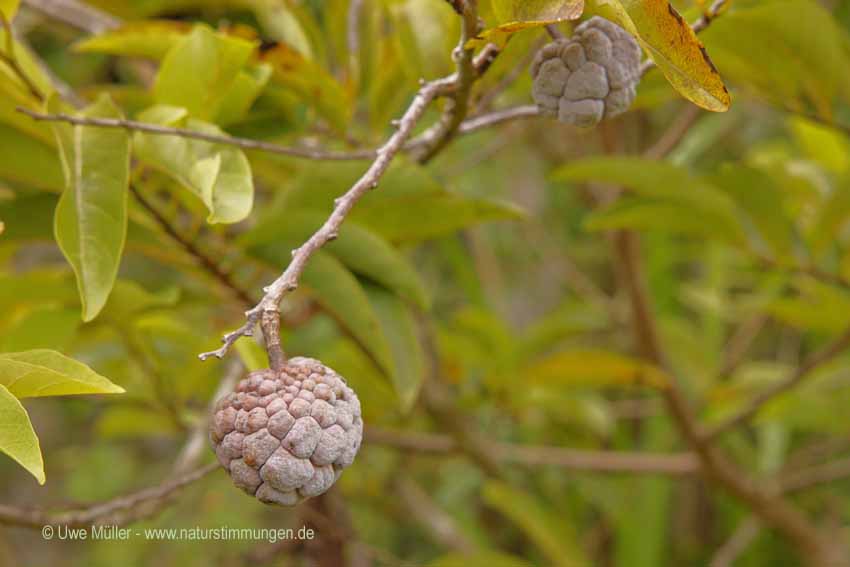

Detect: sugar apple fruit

[531,16,642,127]
[210,357,363,506]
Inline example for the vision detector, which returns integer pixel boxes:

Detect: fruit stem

[260,309,287,371]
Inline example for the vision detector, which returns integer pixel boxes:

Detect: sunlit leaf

[0,384,43,484]
[0,349,125,398]
[588,0,730,111]
[154,24,256,120]
[133,105,254,223]
[51,94,131,322]
[74,20,191,59]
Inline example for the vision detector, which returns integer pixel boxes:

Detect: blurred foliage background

[3,0,850,565]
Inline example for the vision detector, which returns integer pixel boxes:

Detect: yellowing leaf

[473,0,585,47]
[492,0,585,26]
[589,0,730,111]
[51,94,131,322]
[0,384,44,484]
[527,350,669,388]
[0,349,125,398]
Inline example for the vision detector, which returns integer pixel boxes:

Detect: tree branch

[612,230,845,566]
[18,107,376,161]
[0,462,217,528]
[23,0,120,33]
[198,28,478,361]
[705,326,850,441]
[364,426,698,475]
[129,184,256,308]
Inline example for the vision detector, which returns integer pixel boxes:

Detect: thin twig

[0,462,218,528]
[198,34,472,361]
[129,184,256,308]
[365,425,699,475]
[455,104,540,135]
[705,326,850,440]
[396,477,478,553]
[23,0,120,33]
[709,517,762,567]
[779,457,850,494]
[414,1,497,163]
[18,107,376,161]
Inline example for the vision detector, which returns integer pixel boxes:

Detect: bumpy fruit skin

[210,357,363,506]
[530,16,641,127]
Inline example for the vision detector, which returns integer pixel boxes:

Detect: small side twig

[705,325,850,441]
[129,184,256,308]
[18,107,376,161]
[0,462,218,528]
[198,74,458,361]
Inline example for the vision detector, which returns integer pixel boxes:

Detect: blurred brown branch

[706,326,850,441]
[0,463,218,528]
[365,426,699,475]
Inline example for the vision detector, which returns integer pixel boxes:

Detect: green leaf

[0,384,43,484]
[133,105,254,223]
[701,0,850,117]
[0,27,53,105]
[482,481,588,567]
[260,43,353,132]
[74,20,191,60]
[365,285,425,413]
[244,210,429,308]
[154,24,255,120]
[351,194,525,243]
[554,156,746,244]
[587,0,730,111]
[0,349,125,398]
[526,350,668,388]
[708,164,796,259]
[235,340,268,372]
[95,405,179,439]
[300,253,393,376]
[51,94,131,322]
[0,124,63,192]
[1,306,79,352]
[215,64,273,126]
